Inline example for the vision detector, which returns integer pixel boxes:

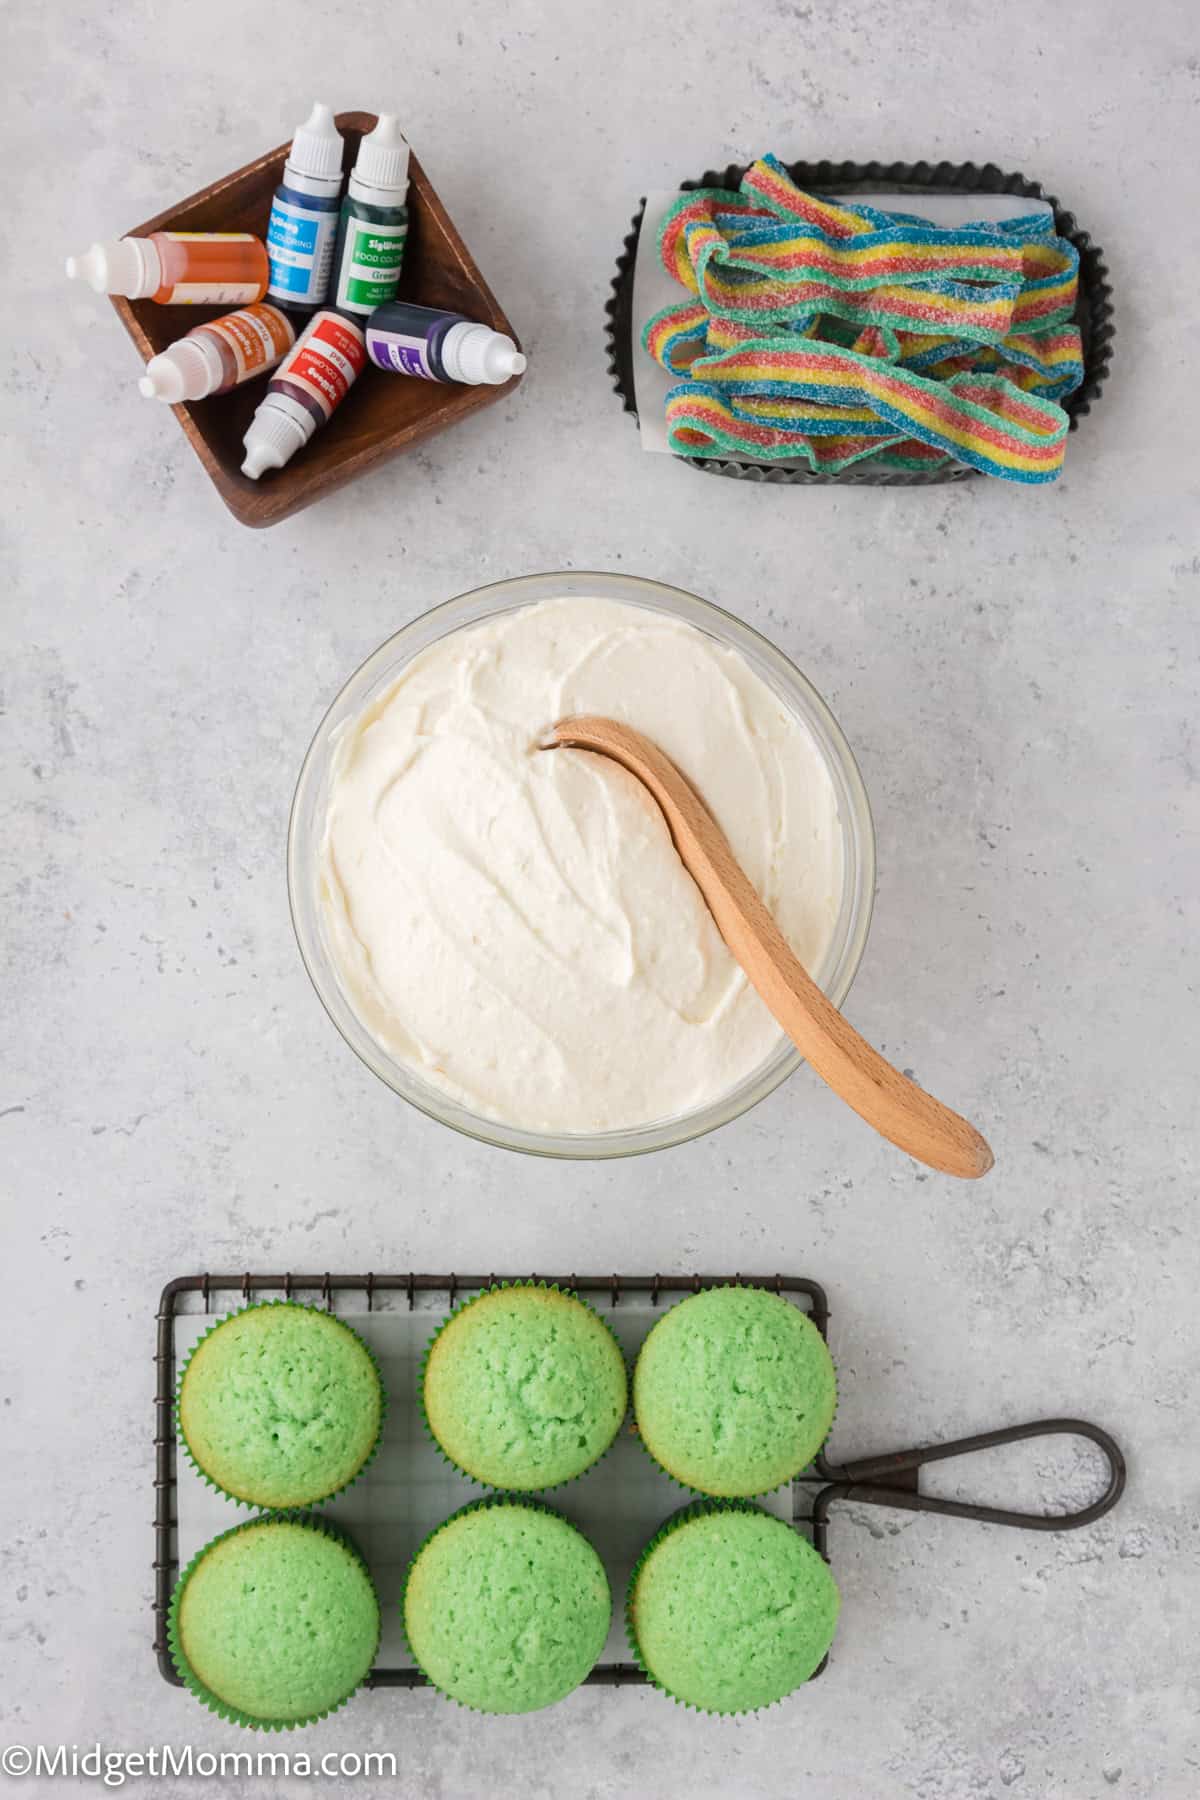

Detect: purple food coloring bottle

[365,301,525,385]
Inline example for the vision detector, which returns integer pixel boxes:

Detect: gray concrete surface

[3,0,1198,1794]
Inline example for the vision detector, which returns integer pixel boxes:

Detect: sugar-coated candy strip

[704,315,787,353]
[1010,262,1079,332]
[676,216,1071,342]
[874,440,953,469]
[644,305,823,375]
[908,326,1083,399]
[851,324,895,360]
[714,216,1028,288]
[657,189,775,290]
[730,393,899,437]
[689,257,1020,345]
[735,161,1076,294]
[996,326,1084,389]
[710,315,826,356]
[664,383,907,471]
[643,301,713,374]
[661,374,957,472]
[739,155,877,238]
[896,333,981,374]
[678,339,1070,481]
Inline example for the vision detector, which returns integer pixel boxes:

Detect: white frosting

[318,597,844,1133]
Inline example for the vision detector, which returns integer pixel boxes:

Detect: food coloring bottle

[266,103,345,311]
[138,304,297,403]
[331,114,410,317]
[66,233,268,304]
[241,309,366,479]
[364,301,526,385]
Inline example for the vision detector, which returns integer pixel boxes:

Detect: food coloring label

[275,313,366,420]
[208,304,295,380]
[267,197,337,303]
[167,281,263,305]
[365,318,455,379]
[335,216,408,313]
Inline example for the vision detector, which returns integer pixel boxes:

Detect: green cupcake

[177,1302,384,1509]
[169,1515,380,1728]
[422,1283,627,1491]
[403,1500,611,1713]
[633,1285,836,1497]
[627,1503,839,1713]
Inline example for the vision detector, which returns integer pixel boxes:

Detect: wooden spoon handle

[545,714,993,1180]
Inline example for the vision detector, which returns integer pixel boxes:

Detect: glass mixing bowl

[288,570,875,1157]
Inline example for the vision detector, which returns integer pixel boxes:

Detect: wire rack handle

[814,1416,1125,1543]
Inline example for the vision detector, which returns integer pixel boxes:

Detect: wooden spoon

[543,715,993,1180]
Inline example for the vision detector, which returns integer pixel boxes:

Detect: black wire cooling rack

[153,1271,1126,1690]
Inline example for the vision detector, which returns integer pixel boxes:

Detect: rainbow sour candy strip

[715,216,1028,288]
[658,189,776,290]
[644,303,820,374]
[663,384,906,472]
[676,215,1029,342]
[687,259,1021,344]
[672,338,1071,481]
[715,157,1076,314]
[903,326,1084,399]
[730,392,901,438]
[704,314,819,353]
[740,155,876,237]
[643,301,713,374]
[739,157,1075,281]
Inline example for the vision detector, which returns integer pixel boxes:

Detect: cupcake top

[170,1517,380,1727]
[628,1505,839,1713]
[422,1284,627,1490]
[404,1501,611,1713]
[178,1302,384,1508]
[633,1285,836,1496]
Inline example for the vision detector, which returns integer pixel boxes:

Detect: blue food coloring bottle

[266,103,345,312]
[365,301,526,385]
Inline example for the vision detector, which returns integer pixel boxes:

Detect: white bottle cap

[241,399,312,479]
[138,336,222,404]
[440,321,527,385]
[350,113,410,200]
[287,102,344,182]
[65,237,160,298]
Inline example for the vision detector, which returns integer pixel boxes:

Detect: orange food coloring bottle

[66,231,269,305]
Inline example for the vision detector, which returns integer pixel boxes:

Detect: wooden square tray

[110,111,523,528]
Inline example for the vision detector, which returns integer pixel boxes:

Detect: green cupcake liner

[175,1299,387,1511]
[168,1511,381,1731]
[631,1285,839,1502]
[625,1499,833,1716]
[399,1495,611,1711]
[418,1280,629,1494]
